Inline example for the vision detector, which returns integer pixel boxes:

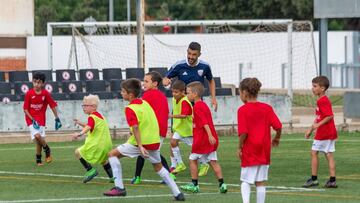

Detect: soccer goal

[48,19,318,122]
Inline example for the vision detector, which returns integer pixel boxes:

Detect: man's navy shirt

[167,59,213,85]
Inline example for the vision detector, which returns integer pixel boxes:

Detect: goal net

[49,20,318,108]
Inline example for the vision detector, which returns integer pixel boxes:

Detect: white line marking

[0,170,324,192]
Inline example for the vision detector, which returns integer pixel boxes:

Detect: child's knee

[34,134,42,140]
[170,139,178,148]
[152,163,163,172]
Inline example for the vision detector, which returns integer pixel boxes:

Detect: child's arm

[50,107,59,119]
[72,125,91,140]
[204,124,216,145]
[24,109,34,121]
[73,119,86,127]
[132,125,149,158]
[305,115,333,139]
[272,128,282,147]
[238,134,247,159]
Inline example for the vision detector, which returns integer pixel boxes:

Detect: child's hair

[171,79,186,91]
[239,77,262,97]
[32,72,46,83]
[145,71,162,87]
[83,94,100,106]
[312,76,330,90]
[188,42,201,52]
[121,78,141,97]
[187,81,204,97]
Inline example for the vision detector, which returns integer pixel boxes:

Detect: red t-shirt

[314,96,337,140]
[237,102,282,167]
[142,89,169,137]
[87,111,104,132]
[192,100,218,154]
[125,98,160,150]
[23,89,57,126]
[180,100,192,115]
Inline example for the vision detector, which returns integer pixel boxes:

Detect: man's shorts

[241,165,269,184]
[172,132,193,146]
[116,143,161,164]
[312,139,336,153]
[29,125,45,140]
[189,151,217,162]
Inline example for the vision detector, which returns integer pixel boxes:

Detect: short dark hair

[312,76,330,90]
[121,78,142,97]
[239,77,262,97]
[188,42,201,52]
[171,79,186,91]
[187,81,204,97]
[32,72,46,83]
[145,71,162,87]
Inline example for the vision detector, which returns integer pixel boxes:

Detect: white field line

[0,170,324,192]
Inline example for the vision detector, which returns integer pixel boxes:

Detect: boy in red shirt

[130,71,175,184]
[303,76,338,188]
[23,72,62,166]
[180,81,227,194]
[237,78,282,203]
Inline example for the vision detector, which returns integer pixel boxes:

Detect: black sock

[218,178,224,187]
[103,163,113,178]
[330,176,336,182]
[79,157,92,171]
[311,175,317,181]
[160,154,170,172]
[43,145,51,156]
[36,154,42,163]
[135,156,145,177]
[192,179,198,186]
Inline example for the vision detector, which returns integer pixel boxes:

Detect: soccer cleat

[324,180,338,188]
[198,163,210,177]
[174,192,185,201]
[180,183,200,193]
[219,183,228,193]
[103,187,127,196]
[83,168,98,183]
[302,178,319,188]
[45,155,53,163]
[172,163,187,174]
[130,176,141,184]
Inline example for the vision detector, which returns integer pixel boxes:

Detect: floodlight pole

[319,18,328,77]
[47,24,53,71]
[136,0,145,69]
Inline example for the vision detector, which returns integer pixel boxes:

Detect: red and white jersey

[237,102,282,167]
[314,95,337,140]
[23,89,57,126]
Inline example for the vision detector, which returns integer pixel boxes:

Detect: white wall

[0,0,34,36]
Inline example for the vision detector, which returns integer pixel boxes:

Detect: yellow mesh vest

[127,100,160,145]
[172,96,193,137]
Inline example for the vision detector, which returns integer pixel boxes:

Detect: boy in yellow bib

[72,94,113,183]
[103,79,184,201]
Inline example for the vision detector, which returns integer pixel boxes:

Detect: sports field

[0,132,359,203]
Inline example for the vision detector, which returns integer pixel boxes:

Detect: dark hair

[312,76,330,90]
[187,81,204,97]
[145,71,162,87]
[32,72,46,83]
[239,77,262,97]
[121,78,141,97]
[171,79,186,91]
[188,42,201,52]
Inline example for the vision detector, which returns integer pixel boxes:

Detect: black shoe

[324,180,338,188]
[174,193,185,201]
[302,178,319,188]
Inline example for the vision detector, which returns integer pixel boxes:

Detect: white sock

[172,146,183,164]
[170,156,177,168]
[157,167,181,196]
[109,157,124,189]
[256,186,266,203]
[241,182,251,203]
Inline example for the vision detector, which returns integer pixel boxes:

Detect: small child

[237,78,282,203]
[169,80,193,174]
[103,78,184,201]
[180,81,227,194]
[303,76,338,188]
[23,72,62,166]
[131,71,174,184]
[72,94,113,183]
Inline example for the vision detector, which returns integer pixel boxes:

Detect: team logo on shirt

[182,71,188,75]
[42,96,45,101]
[197,69,204,76]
